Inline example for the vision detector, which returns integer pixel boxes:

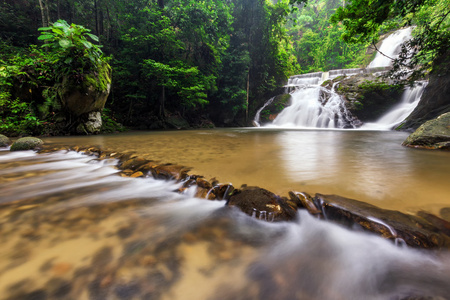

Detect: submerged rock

[314,194,450,249]
[0,134,11,147]
[10,137,44,151]
[402,112,450,150]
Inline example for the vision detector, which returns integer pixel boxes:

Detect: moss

[0,134,11,147]
[10,137,43,151]
[83,61,112,92]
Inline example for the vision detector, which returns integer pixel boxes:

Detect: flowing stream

[1,134,450,299]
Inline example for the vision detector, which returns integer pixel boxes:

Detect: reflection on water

[0,150,449,300]
[41,128,450,213]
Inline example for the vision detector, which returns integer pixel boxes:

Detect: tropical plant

[37,19,103,79]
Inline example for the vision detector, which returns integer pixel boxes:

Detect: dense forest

[0,0,448,135]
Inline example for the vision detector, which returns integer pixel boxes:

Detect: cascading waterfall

[363,81,427,130]
[254,96,275,127]
[256,27,423,130]
[271,82,356,129]
[368,27,413,68]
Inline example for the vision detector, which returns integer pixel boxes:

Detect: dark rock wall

[401,50,450,131]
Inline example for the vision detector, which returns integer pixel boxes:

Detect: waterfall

[253,96,276,127]
[362,81,427,130]
[255,27,418,130]
[368,27,413,68]
[271,83,356,129]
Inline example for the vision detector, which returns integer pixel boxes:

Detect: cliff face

[400,50,450,131]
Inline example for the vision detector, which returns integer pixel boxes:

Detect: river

[1,129,450,300]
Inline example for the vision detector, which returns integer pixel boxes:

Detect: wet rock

[119,157,149,170]
[150,164,190,181]
[196,177,212,190]
[440,207,450,222]
[10,137,44,151]
[315,194,450,248]
[288,191,321,215]
[417,211,450,236]
[331,73,403,123]
[210,184,234,200]
[226,186,297,222]
[0,134,11,147]
[130,171,144,178]
[402,112,450,150]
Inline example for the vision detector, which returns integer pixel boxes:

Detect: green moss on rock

[0,134,11,147]
[402,112,450,150]
[10,137,44,151]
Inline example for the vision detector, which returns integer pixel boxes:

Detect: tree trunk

[45,0,50,25]
[246,72,249,123]
[56,0,61,20]
[160,86,166,118]
[38,0,48,27]
[94,0,99,35]
[157,0,164,9]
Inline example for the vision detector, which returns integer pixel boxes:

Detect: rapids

[0,148,450,300]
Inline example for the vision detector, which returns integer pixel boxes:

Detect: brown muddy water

[42,128,450,213]
[1,128,450,300]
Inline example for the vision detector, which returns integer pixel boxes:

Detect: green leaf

[38,27,52,31]
[86,33,99,42]
[38,34,54,41]
[64,57,73,64]
[59,39,73,48]
[81,40,92,49]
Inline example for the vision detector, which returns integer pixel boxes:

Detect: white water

[363,81,427,130]
[254,96,276,127]
[257,27,421,130]
[271,83,355,129]
[368,27,413,68]
[1,150,450,299]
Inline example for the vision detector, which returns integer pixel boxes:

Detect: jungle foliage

[0,0,447,134]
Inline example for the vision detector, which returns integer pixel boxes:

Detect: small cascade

[368,27,413,68]
[272,82,356,129]
[253,96,276,127]
[363,81,427,130]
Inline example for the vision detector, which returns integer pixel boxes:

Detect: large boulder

[329,73,404,123]
[314,194,450,249]
[10,137,44,151]
[402,112,450,150]
[0,134,11,147]
[226,186,299,222]
[400,50,450,131]
[59,62,111,117]
[59,62,111,134]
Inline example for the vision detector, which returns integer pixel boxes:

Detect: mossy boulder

[59,62,111,117]
[402,112,450,150]
[331,74,404,122]
[10,137,44,151]
[0,134,11,147]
